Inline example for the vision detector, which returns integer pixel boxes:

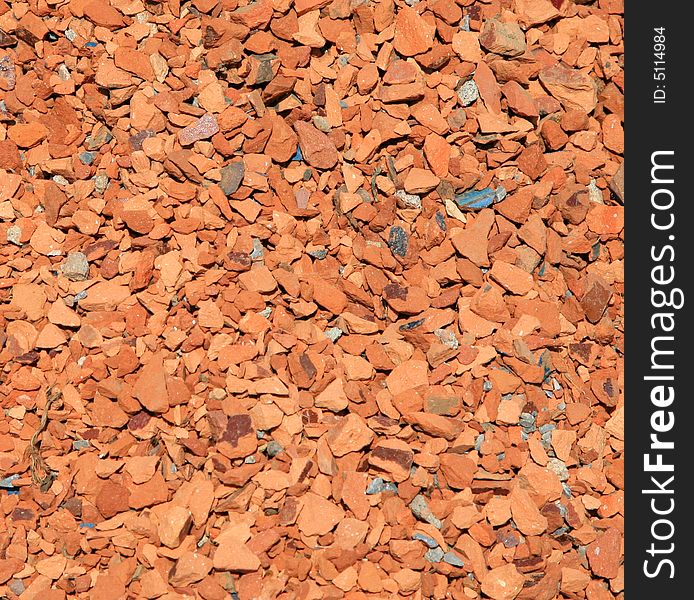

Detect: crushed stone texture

[0,0,623,598]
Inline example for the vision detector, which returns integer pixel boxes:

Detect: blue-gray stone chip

[443,551,465,567]
[388,226,409,257]
[0,474,19,488]
[79,152,96,165]
[308,249,328,260]
[366,477,398,495]
[265,441,283,457]
[412,533,439,548]
[455,187,496,210]
[425,547,445,563]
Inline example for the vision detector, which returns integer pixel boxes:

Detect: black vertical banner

[628,5,690,595]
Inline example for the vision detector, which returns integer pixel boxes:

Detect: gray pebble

[266,440,283,457]
[500,530,521,548]
[250,239,264,260]
[6,225,21,245]
[94,174,109,194]
[79,151,96,165]
[366,477,398,495]
[541,431,553,449]
[324,327,343,342]
[58,64,71,81]
[0,474,20,488]
[412,533,439,548]
[519,412,535,430]
[8,580,24,596]
[366,477,385,494]
[425,547,445,563]
[308,249,328,260]
[410,495,442,529]
[395,189,421,209]
[434,329,458,349]
[443,551,465,567]
[61,252,90,281]
[72,440,90,450]
[312,115,331,132]
[457,80,479,106]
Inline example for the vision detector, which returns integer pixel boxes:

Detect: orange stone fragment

[132,352,170,413]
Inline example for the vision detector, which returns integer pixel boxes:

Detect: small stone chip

[265,440,283,457]
[324,327,343,342]
[388,225,409,257]
[409,495,442,529]
[366,478,398,495]
[424,547,445,563]
[443,551,465,567]
[6,225,21,245]
[220,162,245,195]
[178,114,219,145]
[457,80,479,106]
[412,533,439,548]
[394,189,421,209]
[61,252,90,281]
